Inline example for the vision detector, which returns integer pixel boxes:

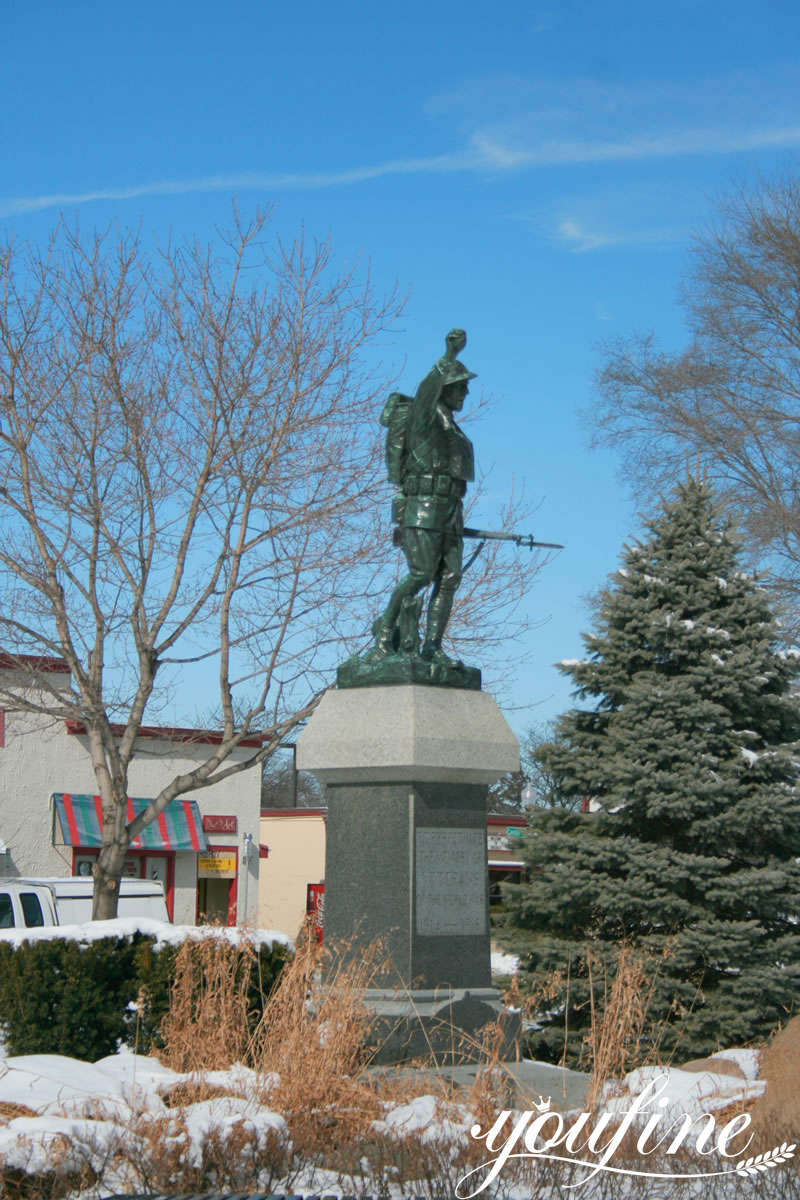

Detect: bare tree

[261,750,324,810]
[593,177,800,632]
[488,721,580,813]
[0,214,544,917]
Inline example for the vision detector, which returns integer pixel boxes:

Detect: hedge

[0,928,291,1060]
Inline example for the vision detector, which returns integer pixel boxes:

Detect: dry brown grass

[125,1107,290,1196]
[0,1167,97,1200]
[151,930,406,1174]
[159,1079,242,1107]
[750,1014,800,1160]
[155,932,260,1072]
[247,934,393,1165]
[143,931,533,1191]
[9,934,795,1200]
[581,943,674,1109]
[0,1103,37,1124]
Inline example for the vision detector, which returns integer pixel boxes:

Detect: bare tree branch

[592,177,800,635]
[0,212,545,917]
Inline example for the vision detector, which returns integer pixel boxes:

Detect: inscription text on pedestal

[415,828,487,936]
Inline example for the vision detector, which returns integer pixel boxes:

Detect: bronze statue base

[337,650,481,691]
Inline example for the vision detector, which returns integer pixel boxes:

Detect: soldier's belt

[404,474,466,498]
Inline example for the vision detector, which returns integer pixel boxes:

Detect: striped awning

[52,793,208,852]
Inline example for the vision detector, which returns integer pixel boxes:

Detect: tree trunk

[92,840,130,919]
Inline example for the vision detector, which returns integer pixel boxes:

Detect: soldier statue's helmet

[436,358,477,385]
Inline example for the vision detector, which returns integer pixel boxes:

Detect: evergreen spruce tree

[503,481,800,1064]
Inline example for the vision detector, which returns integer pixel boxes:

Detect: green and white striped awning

[52,793,208,851]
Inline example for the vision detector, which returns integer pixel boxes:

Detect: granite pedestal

[297,684,520,1062]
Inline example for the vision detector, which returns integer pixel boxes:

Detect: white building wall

[0,688,262,924]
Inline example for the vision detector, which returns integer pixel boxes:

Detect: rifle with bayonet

[463,528,564,550]
[461,527,564,573]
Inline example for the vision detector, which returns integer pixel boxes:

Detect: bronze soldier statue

[372,328,475,668]
[337,328,560,690]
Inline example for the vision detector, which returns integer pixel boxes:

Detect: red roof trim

[65,718,270,748]
[0,652,70,674]
[487,814,527,827]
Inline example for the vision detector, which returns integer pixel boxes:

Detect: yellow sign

[198,851,236,879]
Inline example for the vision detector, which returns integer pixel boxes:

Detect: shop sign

[507,826,524,838]
[202,814,238,834]
[487,833,509,851]
[198,850,237,879]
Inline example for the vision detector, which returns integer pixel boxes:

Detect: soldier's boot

[421,590,463,669]
[368,615,398,657]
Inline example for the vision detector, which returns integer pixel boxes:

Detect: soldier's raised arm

[408,328,473,447]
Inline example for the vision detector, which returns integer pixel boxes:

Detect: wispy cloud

[471,124,800,170]
[5,59,800,222]
[3,118,799,221]
[0,154,476,219]
[556,217,685,253]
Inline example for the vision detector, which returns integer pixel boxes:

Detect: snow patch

[711,1047,761,1081]
[0,1055,133,1112]
[171,1096,287,1168]
[0,917,292,952]
[604,1064,765,1123]
[491,949,520,976]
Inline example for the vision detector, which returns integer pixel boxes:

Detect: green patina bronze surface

[338,329,482,691]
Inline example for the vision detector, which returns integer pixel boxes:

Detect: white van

[0,877,169,928]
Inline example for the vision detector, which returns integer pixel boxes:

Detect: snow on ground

[0,915,292,950]
[604,1060,765,1122]
[490,948,520,975]
[372,1093,476,1146]
[711,1047,761,1081]
[0,1048,288,1193]
[0,1044,771,1195]
[172,1095,287,1168]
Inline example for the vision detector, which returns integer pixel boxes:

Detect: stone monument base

[359,986,522,1065]
[297,683,521,1062]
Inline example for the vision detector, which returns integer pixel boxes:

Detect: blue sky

[4,0,800,734]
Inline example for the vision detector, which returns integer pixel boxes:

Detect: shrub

[0,934,146,1060]
[0,929,290,1061]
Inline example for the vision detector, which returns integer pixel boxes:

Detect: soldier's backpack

[379,391,413,486]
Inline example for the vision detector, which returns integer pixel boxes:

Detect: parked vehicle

[0,877,169,928]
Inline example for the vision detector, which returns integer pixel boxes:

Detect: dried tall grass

[750,1014,800,1161]
[8,932,796,1200]
[156,933,260,1072]
[248,933,393,1164]
[582,943,673,1109]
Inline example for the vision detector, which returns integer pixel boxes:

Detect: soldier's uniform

[375,351,475,662]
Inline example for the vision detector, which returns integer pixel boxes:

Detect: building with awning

[0,655,263,925]
[51,793,214,919]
